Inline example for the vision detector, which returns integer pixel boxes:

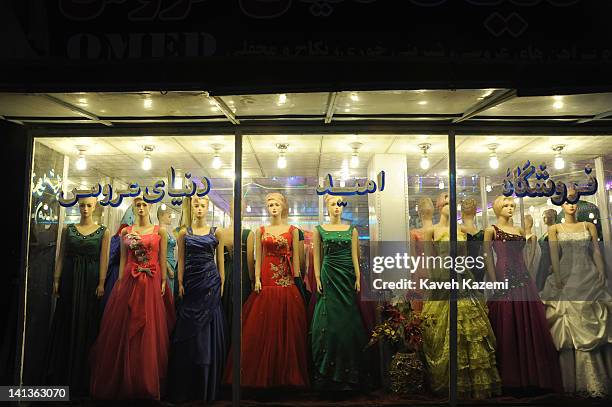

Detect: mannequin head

[561,201,578,217]
[461,198,477,220]
[266,192,288,220]
[133,196,151,219]
[325,195,344,218]
[418,197,434,220]
[492,196,515,219]
[542,209,557,226]
[191,196,210,220]
[77,196,97,219]
[157,205,173,226]
[524,214,533,231]
[436,192,450,217]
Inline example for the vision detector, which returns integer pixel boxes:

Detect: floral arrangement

[125,233,152,276]
[367,302,427,352]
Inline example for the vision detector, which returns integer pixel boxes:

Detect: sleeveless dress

[166,232,178,298]
[225,225,309,388]
[310,225,368,390]
[421,231,501,399]
[102,234,121,308]
[487,225,562,393]
[90,225,176,400]
[169,227,226,403]
[222,228,253,341]
[466,230,485,282]
[540,222,612,397]
[44,224,106,396]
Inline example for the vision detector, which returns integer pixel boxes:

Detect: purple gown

[168,227,227,403]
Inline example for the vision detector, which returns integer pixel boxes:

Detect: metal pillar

[448,130,458,407]
[595,156,611,251]
[232,131,243,406]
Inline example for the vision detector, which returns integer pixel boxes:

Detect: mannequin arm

[118,229,127,281]
[216,228,225,296]
[246,230,255,286]
[587,222,606,281]
[177,229,186,297]
[548,225,562,287]
[96,228,111,298]
[313,228,322,293]
[483,227,497,282]
[159,228,168,296]
[292,228,300,277]
[254,228,262,292]
[525,235,537,270]
[53,226,68,296]
[423,227,434,279]
[351,227,360,292]
[299,231,305,276]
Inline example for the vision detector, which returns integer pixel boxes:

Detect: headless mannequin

[177,196,224,298]
[254,194,300,293]
[218,200,255,288]
[120,197,168,295]
[312,196,361,293]
[548,201,605,288]
[483,197,523,282]
[53,197,110,298]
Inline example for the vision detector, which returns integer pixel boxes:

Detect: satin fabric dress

[421,231,501,399]
[90,225,175,400]
[169,227,226,403]
[310,225,368,390]
[487,225,562,393]
[540,223,612,397]
[44,224,106,396]
[166,231,178,298]
[225,225,309,388]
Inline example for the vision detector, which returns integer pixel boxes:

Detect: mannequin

[536,209,558,291]
[421,192,501,399]
[409,197,434,311]
[44,196,110,395]
[483,196,562,393]
[90,195,175,400]
[224,192,309,388]
[169,196,226,403]
[158,205,178,298]
[522,214,541,281]
[218,199,255,341]
[540,198,612,396]
[460,198,485,282]
[310,195,367,390]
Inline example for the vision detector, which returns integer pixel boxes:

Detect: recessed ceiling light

[553,101,564,109]
[418,101,428,105]
[350,93,359,102]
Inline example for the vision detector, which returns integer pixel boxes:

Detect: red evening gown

[225,225,309,388]
[90,225,176,400]
[487,225,562,393]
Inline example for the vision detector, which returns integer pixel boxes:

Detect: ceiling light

[161,204,167,210]
[589,212,595,219]
[278,94,287,105]
[487,143,499,169]
[277,143,288,169]
[418,100,428,105]
[350,93,359,102]
[142,145,154,171]
[418,143,431,170]
[350,142,362,168]
[212,144,223,169]
[552,96,564,109]
[529,205,535,213]
[143,97,153,109]
[552,144,566,170]
[76,145,88,171]
[486,184,492,192]
[438,180,445,190]
[344,108,351,112]
[246,205,252,213]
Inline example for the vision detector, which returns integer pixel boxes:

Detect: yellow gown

[421,231,501,399]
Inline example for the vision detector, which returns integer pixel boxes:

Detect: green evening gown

[222,228,252,339]
[310,225,368,390]
[44,224,106,396]
[421,231,501,399]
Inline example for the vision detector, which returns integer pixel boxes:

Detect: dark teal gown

[310,225,368,390]
[44,224,106,396]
